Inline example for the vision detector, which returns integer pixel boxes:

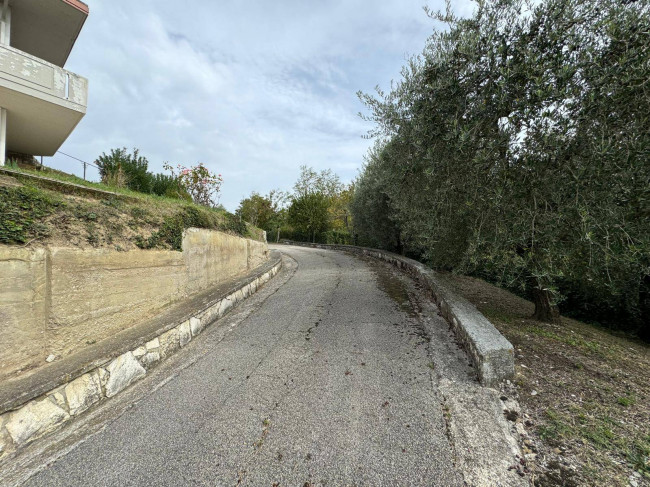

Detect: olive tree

[354,0,650,332]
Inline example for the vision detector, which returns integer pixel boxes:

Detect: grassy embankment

[0,164,264,249]
[443,274,649,487]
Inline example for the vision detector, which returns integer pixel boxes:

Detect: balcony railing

[0,43,87,111]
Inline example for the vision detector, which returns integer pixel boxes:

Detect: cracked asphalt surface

[20,245,473,486]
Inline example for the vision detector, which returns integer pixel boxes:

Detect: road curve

[21,246,475,486]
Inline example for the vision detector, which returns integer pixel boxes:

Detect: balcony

[0,43,87,156]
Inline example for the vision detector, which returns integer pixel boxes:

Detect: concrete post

[0,0,9,166]
[5,6,10,45]
[0,0,10,46]
[0,107,6,166]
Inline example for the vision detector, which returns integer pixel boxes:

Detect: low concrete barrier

[282,242,514,387]
[0,228,269,382]
[0,252,282,462]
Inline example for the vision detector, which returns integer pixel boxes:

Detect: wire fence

[55,151,100,181]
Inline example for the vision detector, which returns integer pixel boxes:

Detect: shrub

[150,173,190,200]
[163,163,223,207]
[135,206,248,251]
[95,148,151,193]
[321,230,352,245]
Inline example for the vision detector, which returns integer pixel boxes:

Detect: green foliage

[0,186,59,244]
[280,166,354,243]
[163,163,223,207]
[628,436,650,477]
[5,159,19,170]
[150,173,190,200]
[617,396,635,407]
[288,193,331,243]
[236,166,354,244]
[321,230,353,245]
[95,148,152,193]
[293,165,342,198]
[353,0,650,336]
[349,149,403,253]
[328,183,354,234]
[94,148,216,204]
[236,190,287,234]
[136,206,247,251]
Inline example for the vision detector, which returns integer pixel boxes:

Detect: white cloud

[49,0,475,211]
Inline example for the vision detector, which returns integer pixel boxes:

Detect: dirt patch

[0,175,22,188]
[443,274,650,486]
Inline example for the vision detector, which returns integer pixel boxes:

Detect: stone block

[47,385,68,409]
[5,398,70,445]
[98,367,109,387]
[65,371,103,415]
[140,351,160,369]
[213,299,224,317]
[179,320,192,347]
[0,414,9,457]
[159,327,180,358]
[132,346,146,358]
[206,305,220,323]
[145,337,159,350]
[190,317,202,337]
[218,298,232,317]
[104,352,146,398]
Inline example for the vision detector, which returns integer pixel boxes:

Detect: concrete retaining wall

[0,229,269,381]
[283,242,514,387]
[0,253,282,461]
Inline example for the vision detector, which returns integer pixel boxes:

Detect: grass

[4,162,145,196]
[617,396,635,407]
[0,165,263,250]
[443,273,650,486]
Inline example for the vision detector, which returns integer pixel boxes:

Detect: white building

[0,0,89,165]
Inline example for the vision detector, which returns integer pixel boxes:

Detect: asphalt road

[20,245,484,486]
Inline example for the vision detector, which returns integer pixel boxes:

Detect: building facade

[0,0,89,165]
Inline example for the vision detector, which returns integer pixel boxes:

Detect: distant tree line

[236,166,353,244]
[351,0,649,337]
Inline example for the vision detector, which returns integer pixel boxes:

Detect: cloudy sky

[50,0,473,211]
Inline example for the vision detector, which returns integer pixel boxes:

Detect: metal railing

[55,151,99,180]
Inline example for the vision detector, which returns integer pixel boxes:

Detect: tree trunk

[531,286,561,324]
[396,230,403,255]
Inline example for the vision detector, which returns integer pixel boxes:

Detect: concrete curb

[0,252,282,461]
[281,242,514,387]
